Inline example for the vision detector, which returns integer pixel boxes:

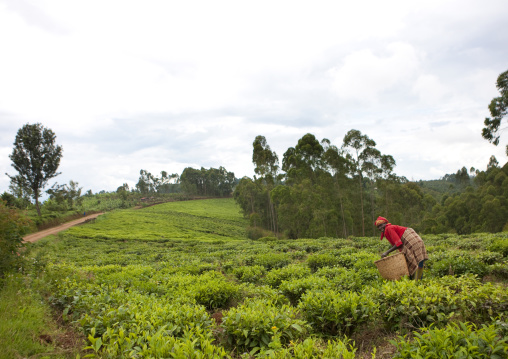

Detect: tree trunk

[358,174,365,236]
[35,196,41,217]
[335,176,347,238]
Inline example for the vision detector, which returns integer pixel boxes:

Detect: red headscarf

[375,216,389,241]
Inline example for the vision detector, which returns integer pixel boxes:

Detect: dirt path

[23,213,104,243]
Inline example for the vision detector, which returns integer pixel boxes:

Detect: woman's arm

[381,244,402,258]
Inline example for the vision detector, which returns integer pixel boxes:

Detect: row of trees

[234,132,507,239]
[131,166,236,197]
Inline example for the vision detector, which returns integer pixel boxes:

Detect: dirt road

[23,213,104,243]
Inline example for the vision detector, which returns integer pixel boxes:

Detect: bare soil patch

[23,213,104,243]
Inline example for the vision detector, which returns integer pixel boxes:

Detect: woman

[375,216,428,280]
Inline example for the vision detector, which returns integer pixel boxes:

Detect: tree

[252,135,280,233]
[6,123,63,216]
[342,129,378,236]
[322,140,351,237]
[46,180,83,210]
[482,69,508,155]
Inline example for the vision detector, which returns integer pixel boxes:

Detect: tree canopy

[6,123,63,216]
[234,132,507,240]
[482,69,508,155]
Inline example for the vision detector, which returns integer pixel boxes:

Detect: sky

[1,0,507,197]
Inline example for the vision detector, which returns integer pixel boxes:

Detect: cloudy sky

[1,0,507,196]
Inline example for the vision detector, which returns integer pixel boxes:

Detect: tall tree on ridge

[482,69,508,155]
[7,123,63,216]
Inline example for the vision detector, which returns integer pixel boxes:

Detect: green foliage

[180,166,235,197]
[0,275,79,359]
[429,251,489,277]
[306,253,339,272]
[251,253,292,270]
[15,198,508,358]
[191,271,240,309]
[279,275,331,306]
[233,265,266,284]
[482,69,508,151]
[7,123,63,216]
[392,322,508,358]
[374,278,459,330]
[256,337,357,358]
[0,200,30,277]
[263,264,311,288]
[221,298,308,351]
[298,289,378,336]
[490,238,508,257]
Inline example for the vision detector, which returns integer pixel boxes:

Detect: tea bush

[263,264,311,288]
[252,253,292,270]
[254,337,357,359]
[279,275,331,306]
[189,271,240,309]
[306,253,339,272]
[490,238,508,257]
[392,322,508,358]
[221,298,308,351]
[298,289,378,336]
[20,199,508,358]
[233,265,266,284]
[429,252,488,278]
[314,267,364,292]
[374,278,458,330]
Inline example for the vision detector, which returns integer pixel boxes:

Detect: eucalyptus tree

[7,123,63,216]
[482,69,508,155]
[252,135,280,233]
[322,139,352,237]
[341,129,377,236]
[282,133,324,184]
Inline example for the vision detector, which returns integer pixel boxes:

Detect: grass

[0,274,84,359]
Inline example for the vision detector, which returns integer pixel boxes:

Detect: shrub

[306,253,339,272]
[253,253,292,270]
[0,200,30,278]
[392,322,508,358]
[233,265,266,284]
[476,250,504,265]
[279,275,331,306]
[374,278,458,330]
[336,252,377,269]
[489,262,508,279]
[221,298,308,351]
[239,283,289,306]
[429,255,488,278]
[256,337,357,358]
[298,289,378,336]
[314,267,364,292]
[490,239,508,257]
[263,264,311,288]
[191,272,240,309]
[458,282,508,323]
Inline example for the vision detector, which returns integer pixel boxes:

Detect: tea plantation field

[26,198,508,358]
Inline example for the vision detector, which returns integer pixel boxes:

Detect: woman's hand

[381,252,388,258]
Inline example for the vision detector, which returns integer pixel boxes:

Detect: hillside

[11,198,506,357]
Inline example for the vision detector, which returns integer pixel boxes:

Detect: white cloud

[329,42,420,104]
[412,74,450,104]
[0,0,507,195]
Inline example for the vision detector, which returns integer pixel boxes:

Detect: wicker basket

[374,252,409,280]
